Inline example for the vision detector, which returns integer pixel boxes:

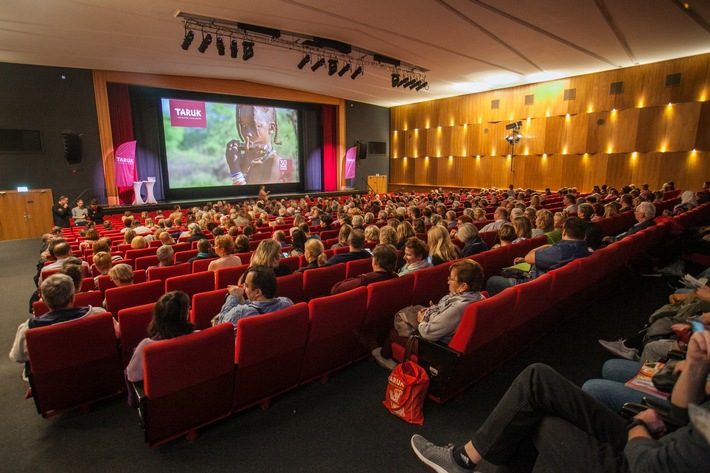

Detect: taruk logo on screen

[169,100,207,128]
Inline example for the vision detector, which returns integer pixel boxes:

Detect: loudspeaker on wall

[356,140,367,160]
[61,131,83,164]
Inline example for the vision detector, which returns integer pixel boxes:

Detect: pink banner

[345,146,357,180]
[114,140,137,187]
[169,99,207,128]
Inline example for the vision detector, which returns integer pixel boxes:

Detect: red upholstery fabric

[174,249,198,264]
[281,256,301,273]
[165,271,216,300]
[345,258,374,279]
[26,312,123,416]
[507,273,554,333]
[191,257,218,273]
[190,288,228,330]
[233,303,310,411]
[96,269,146,295]
[302,264,347,301]
[135,255,160,271]
[215,264,250,289]
[448,288,517,355]
[33,291,104,317]
[124,247,158,266]
[235,252,252,265]
[117,303,155,368]
[410,262,452,307]
[275,272,303,303]
[356,274,415,360]
[470,247,507,284]
[300,287,368,383]
[105,280,164,316]
[141,323,234,446]
[147,263,191,284]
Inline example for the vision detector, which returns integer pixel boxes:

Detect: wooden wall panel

[586,111,611,154]
[611,108,639,153]
[665,102,700,151]
[544,116,565,155]
[696,102,710,150]
[636,106,665,152]
[564,114,589,154]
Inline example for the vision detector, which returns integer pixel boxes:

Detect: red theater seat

[190,288,228,330]
[137,323,234,446]
[117,303,155,368]
[302,264,346,301]
[275,272,303,303]
[105,280,164,316]
[96,269,146,295]
[345,258,374,279]
[33,291,104,317]
[215,264,250,289]
[299,287,367,384]
[191,257,218,273]
[233,303,310,412]
[410,262,453,307]
[25,312,123,417]
[147,263,191,284]
[135,255,160,271]
[165,271,216,300]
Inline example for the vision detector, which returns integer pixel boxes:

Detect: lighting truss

[176,10,428,89]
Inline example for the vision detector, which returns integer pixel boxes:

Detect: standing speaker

[356,140,367,160]
[61,132,83,164]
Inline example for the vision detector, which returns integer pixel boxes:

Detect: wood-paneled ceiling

[1,0,708,107]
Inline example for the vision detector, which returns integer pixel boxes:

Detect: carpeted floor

[0,238,673,472]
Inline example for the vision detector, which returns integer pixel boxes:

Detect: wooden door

[0,189,54,241]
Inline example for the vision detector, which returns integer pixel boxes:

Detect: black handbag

[414,337,461,401]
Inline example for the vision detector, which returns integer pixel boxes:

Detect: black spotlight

[181,30,195,50]
[216,37,225,56]
[350,66,363,79]
[297,54,311,69]
[337,63,351,77]
[311,58,325,71]
[391,73,400,88]
[327,59,338,76]
[415,81,428,91]
[399,77,412,88]
[230,39,238,58]
[242,41,254,61]
[198,33,213,53]
[409,80,420,90]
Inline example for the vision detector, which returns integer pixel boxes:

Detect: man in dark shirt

[331,244,397,294]
[327,229,372,266]
[52,196,71,228]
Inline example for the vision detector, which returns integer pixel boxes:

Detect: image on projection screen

[161,98,299,188]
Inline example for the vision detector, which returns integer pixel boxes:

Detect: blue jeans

[486,275,523,296]
[581,359,667,413]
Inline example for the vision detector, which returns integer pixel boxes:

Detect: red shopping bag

[383,360,429,425]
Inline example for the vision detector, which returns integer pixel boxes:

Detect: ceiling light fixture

[230,39,238,58]
[242,41,254,60]
[391,72,400,88]
[216,36,225,56]
[197,33,212,53]
[181,30,195,50]
[297,54,311,69]
[337,64,351,77]
[327,59,338,76]
[350,66,363,79]
[311,58,325,71]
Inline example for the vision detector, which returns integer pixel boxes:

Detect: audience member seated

[364,224,380,244]
[79,228,100,251]
[158,231,176,246]
[153,245,176,267]
[249,239,292,277]
[533,209,554,238]
[457,223,488,257]
[395,221,416,250]
[126,291,196,383]
[411,337,710,473]
[295,239,328,273]
[10,274,111,378]
[373,259,485,370]
[38,241,89,285]
[578,202,603,250]
[546,211,566,244]
[272,230,288,248]
[187,239,217,265]
[398,237,432,276]
[71,199,89,226]
[602,202,656,245]
[59,259,85,294]
[331,244,398,294]
[92,251,113,287]
[428,225,462,265]
[480,207,509,233]
[214,266,294,334]
[491,223,517,249]
[289,229,307,257]
[379,225,397,247]
[512,216,533,243]
[130,235,148,249]
[330,224,352,249]
[327,229,371,266]
[486,216,591,296]
[186,222,206,242]
[109,264,135,288]
[235,235,251,254]
[208,235,243,272]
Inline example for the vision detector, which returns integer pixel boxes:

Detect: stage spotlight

[409,80,420,90]
[181,30,195,50]
[297,54,311,69]
[198,33,213,53]
[350,66,363,79]
[216,37,225,56]
[415,81,428,91]
[311,58,325,71]
[391,73,400,88]
[327,59,338,76]
[337,63,351,77]
[230,39,238,58]
[399,77,413,88]
[242,41,254,60]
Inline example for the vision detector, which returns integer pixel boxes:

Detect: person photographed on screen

[225,105,283,185]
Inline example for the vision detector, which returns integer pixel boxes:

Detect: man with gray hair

[10,274,112,376]
[602,201,656,245]
[155,245,176,267]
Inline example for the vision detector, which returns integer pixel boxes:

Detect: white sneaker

[371,347,398,371]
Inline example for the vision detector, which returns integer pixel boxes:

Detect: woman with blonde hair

[534,209,554,237]
[493,224,517,248]
[249,239,292,277]
[123,229,136,246]
[130,235,147,249]
[364,224,380,243]
[379,225,397,246]
[395,220,416,250]
[512,216,532,242]
[108,263,134,287]
[208,235,243,271]
[296,238,328,273]
[428,225,462,265]
[603,203,619,218]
